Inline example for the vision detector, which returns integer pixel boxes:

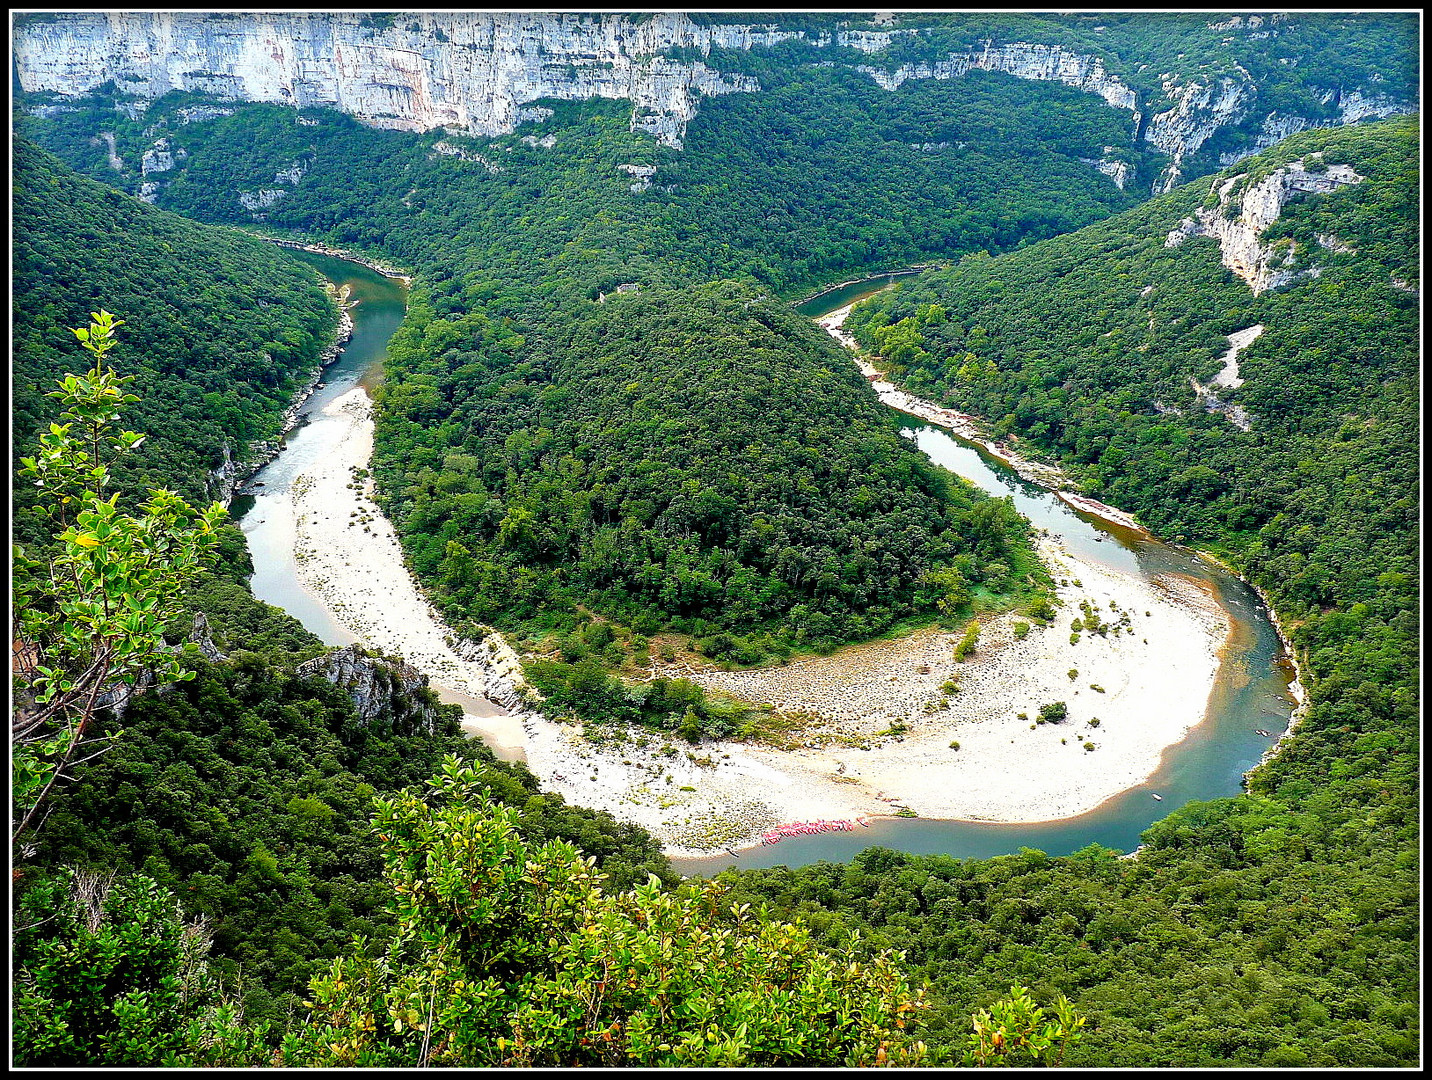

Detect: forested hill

[804,117,1419,1062]
[13,139,338,524]
[844,120,1419,797]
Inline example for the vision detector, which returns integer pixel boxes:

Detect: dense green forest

[826,117,1419,1064]
[17,71,1100,661]
[12,12,1420,1069]
[12,140,338,525]
[377,277,1046,654]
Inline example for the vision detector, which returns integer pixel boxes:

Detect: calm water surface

[233,259,1295,873]
[672,280,1296,874]
[233,250,408,644]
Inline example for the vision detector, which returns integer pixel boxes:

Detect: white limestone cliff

[854,40,1140,116]
[15,12,1416,184]
[1164,158,1364,295]
[13,11,788,149]
[1219,88,1416,168]
[1145,74,1254,192]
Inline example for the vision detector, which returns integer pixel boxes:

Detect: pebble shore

[283,375,1230,857]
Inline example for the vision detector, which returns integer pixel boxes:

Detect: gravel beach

[287,383,1229,857]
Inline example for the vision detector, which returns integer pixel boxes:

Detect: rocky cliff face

[455,629,542,716]
[12,11,787,149]
[853,40,1140,115]
[1146,76,1413,193]
[15,12,1416,189]
[296,643,447,736]
[1164,156,1365,295]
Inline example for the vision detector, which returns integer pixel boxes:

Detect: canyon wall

[15,12,1417,186]
[1164,156,1365,295]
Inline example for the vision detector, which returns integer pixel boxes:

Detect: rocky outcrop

[1165,157,1365,295]
[455,628,542,715]
[430,140,503,171]
[95,611,228,720]
[1189,325,1264,432]
[140,137,184,175]
[1079,149,1132,190]
[12,11,783,149]
[297,643,446,735]
[855,40,1139,116]
[1145,75,1249,192]
[1214,89,1415,172]
[16,12,1415,187]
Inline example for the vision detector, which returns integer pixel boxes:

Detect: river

[235,254,1298,873]
[232,250,407,643]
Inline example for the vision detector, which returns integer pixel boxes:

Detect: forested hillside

[819,116,1419,1064]
[11,12,1420,1069]
[12,140,337,522]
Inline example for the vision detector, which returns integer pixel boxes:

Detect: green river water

[236,256,1297,874]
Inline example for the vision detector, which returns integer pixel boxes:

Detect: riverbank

[818,298,1304,785]
[281,379,1229,856]
[214,298,355,507]
[817,302,1150,533]
[1194,548,1310,781]
[792,264,938,307]
[253,233,416,285]
[288,386,528,758]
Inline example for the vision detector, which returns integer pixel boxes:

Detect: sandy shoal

[288,385,1229,859]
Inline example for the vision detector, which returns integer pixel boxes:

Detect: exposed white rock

[94,131,123,171]
[519,133,557,149]
[297,644,448,735]
[1167,160,1364,294]
[1315,232,1355,254]
[14,12,1413,180]
[1210,324,1263,390]
[137,180,161,203]
[238,187,287,211]
[856,40,1139,116]
[1079,147,1132,189]
[273,160,307,184]
[454,630,542,715]
[1219,111,1311,165]
[12,11,777,150]
[1146,75,1249,192]
[175,103,235,123]
[430,139,503,171]
[140,138,178,175]
[1336,87,1414,124]
[618,161,657,192]
[1216,88,1416,169]
[26,103,79,118]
